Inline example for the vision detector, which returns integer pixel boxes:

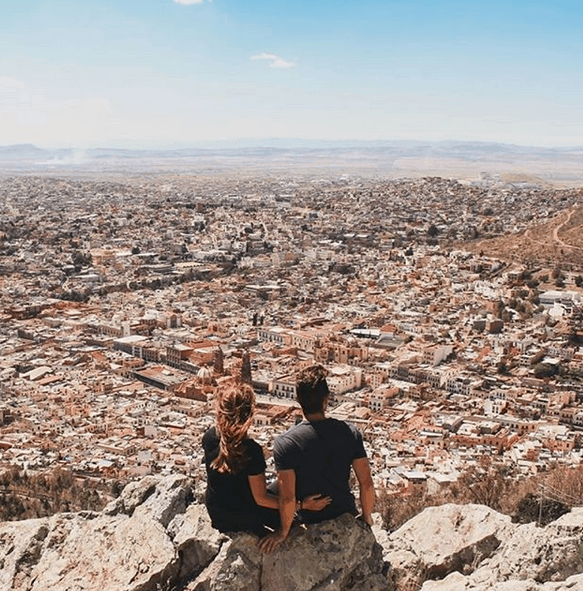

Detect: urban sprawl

[1,173,583,502]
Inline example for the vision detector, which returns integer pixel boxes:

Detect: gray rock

[31,511,178,591]
[261,514,391,591]
[169,503,226,585]
[187,532,262,591]
[133,473,192,527]
[0,476,191,591]
[0,518,49,591]
[471,506,583,585]
[15,475,583,591]
[422,572,583,591]
[383,503,513,590]
[103,476,159,516]
[419,507,583,591]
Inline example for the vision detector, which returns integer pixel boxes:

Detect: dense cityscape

[1,171,583,518]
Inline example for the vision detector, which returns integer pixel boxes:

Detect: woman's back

[202,426,268,534]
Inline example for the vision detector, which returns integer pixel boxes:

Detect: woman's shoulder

[202,426,218,447]
[244,437,264,455]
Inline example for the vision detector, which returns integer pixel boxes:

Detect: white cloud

[270,58,294,69]
[173,0,204,4]
[250,53,295,68]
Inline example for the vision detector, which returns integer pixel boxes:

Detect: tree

[533,362,557,379]
[512,492,568,526]
[497,361,508,375]
[427,224,439,238]
[458,464,513,511]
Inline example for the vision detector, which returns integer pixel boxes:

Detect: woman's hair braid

[211,383,255,473]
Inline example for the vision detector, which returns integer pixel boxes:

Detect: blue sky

[1,0,582,148]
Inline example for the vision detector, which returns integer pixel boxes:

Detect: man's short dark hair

[296,364,329,415]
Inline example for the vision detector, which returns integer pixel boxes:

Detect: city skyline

[1,0,583,149]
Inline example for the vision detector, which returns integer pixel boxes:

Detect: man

[260,364,375,553]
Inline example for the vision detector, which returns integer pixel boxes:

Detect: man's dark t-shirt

[273,418,367,524]
[202,427,267,534]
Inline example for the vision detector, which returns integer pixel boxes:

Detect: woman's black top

[202,427,267,534]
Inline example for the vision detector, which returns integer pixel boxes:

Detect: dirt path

[553,208,582,250]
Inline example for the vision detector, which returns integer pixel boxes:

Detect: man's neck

[305,412,326,422]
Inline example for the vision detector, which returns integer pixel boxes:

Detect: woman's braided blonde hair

[211,383,255,473]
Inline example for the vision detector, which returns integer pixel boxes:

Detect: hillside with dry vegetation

[464,205,583,270]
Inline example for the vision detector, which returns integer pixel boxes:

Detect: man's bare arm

[352,457,375,525]
[258,468,296,553]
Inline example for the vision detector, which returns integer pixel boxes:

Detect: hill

[463,205,583,269]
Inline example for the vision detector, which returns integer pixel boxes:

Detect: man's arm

[352,457,375,526]
[258,468,296,553]
[276,468,297,537]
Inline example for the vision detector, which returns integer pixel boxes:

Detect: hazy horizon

[2,138,583,153]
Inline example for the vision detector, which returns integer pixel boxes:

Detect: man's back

[273,418,366,523]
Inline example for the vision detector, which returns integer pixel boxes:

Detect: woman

[202,383,330,537]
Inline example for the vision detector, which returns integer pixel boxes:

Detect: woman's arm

[248,472,279,509]
[248,472,331,512]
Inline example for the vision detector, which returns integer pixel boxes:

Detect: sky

[1,0,583,149]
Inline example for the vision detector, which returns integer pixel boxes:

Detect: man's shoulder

[324,418,361,436]
[274,422,309,452]
[276,421,304,440]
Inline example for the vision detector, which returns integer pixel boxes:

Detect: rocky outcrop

[1,477,583,591]
[383,503,583,591]
[381,503,514,590]
[0,475,389,591]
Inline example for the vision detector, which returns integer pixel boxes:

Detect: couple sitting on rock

[202,364,375,553]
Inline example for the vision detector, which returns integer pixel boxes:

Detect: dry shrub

[377,462,583,531]
[0,467,113,521]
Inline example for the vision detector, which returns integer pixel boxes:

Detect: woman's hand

[301,493,331,511]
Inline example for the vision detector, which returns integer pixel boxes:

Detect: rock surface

[1,477,583,591]
[383,503,514,590]
[0,476,391,591]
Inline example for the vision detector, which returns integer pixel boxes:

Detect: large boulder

[0,510,179,591]
[382,503,513,590]
[168,503,226,586]
[10,474,583,591]
[188,514,391,591]
[461,506,583,589]
[416,507,583,591]
[186,532,263,591]
[422,572,583,591]
[0,476,193,591]
[261,514,390,591]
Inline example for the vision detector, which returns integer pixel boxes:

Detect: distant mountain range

[1,141,582,162]
[2,142,583,185]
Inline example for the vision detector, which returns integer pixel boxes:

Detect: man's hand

[357,512,373,527]
[258,530,287,554]
[301,493,331,511]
